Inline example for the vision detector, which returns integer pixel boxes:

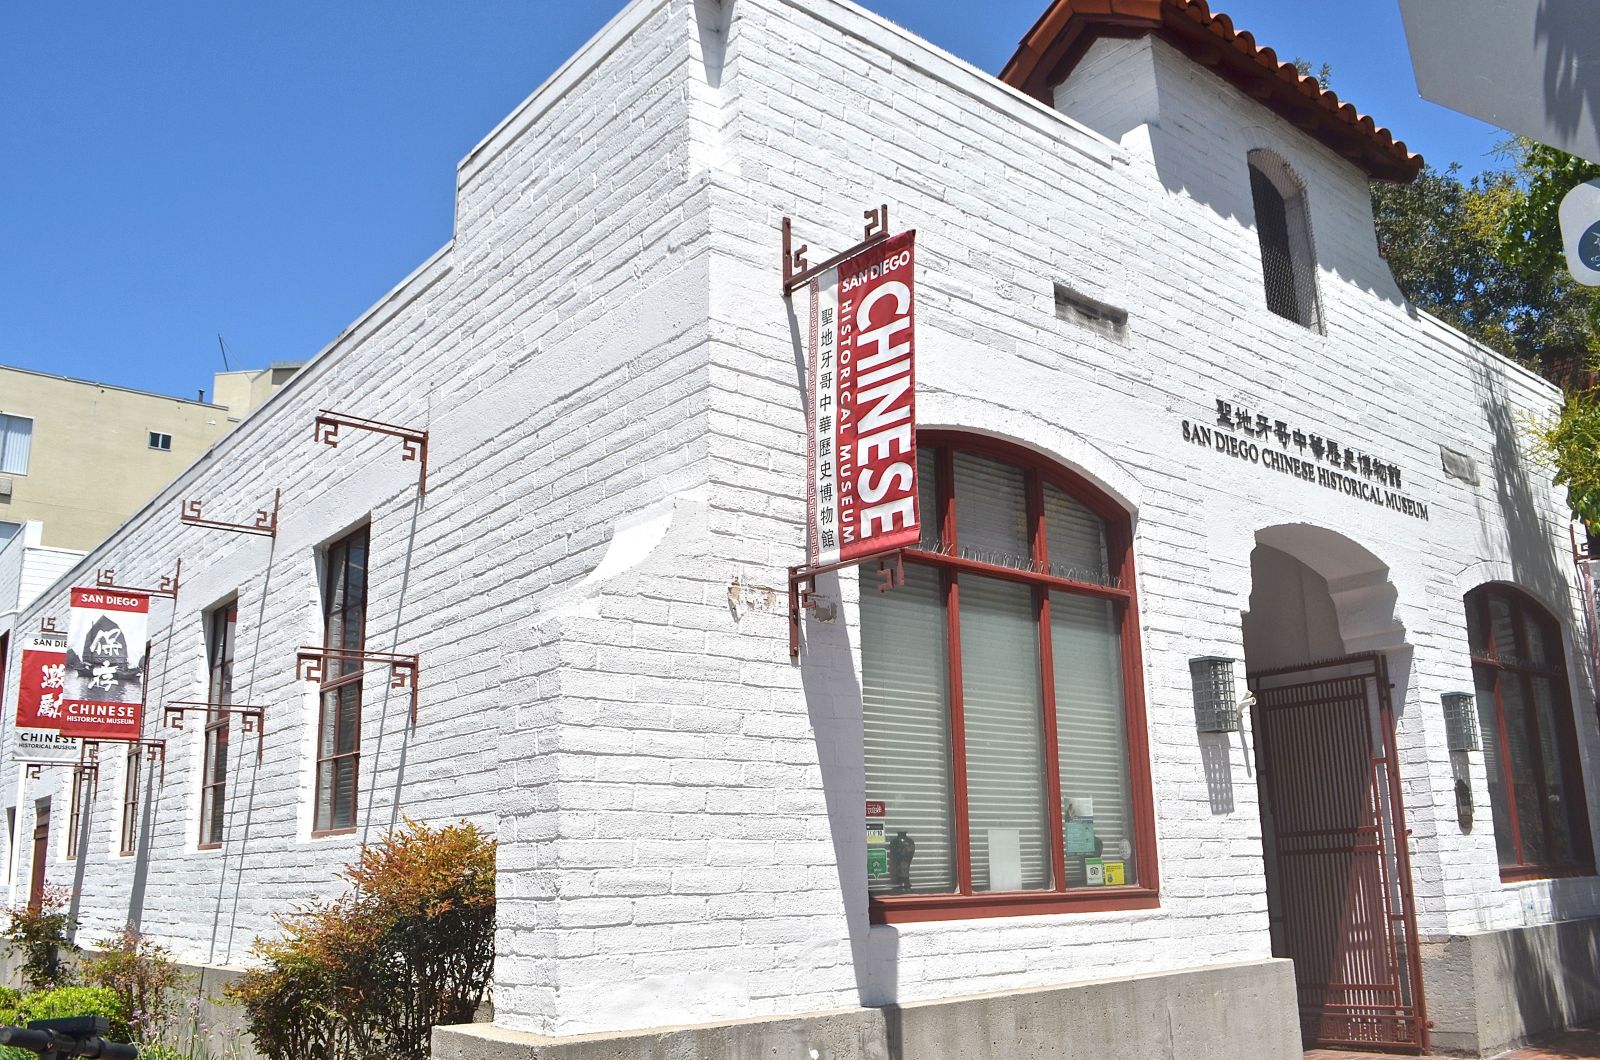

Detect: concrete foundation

[432,958,1300,1060]
[1420,916,1600,1056]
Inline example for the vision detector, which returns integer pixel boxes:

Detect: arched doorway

[1242,530,1428,1053]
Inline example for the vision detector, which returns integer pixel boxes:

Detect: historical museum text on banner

[806,230,920,567]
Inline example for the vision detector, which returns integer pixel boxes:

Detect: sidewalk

[1306,1023,1600,1060]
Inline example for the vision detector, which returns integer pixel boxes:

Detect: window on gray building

[148,431,173,451]
[0,414,33,475]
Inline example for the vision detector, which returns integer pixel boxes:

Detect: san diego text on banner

[806,230,919,567]
[61,587,150,740]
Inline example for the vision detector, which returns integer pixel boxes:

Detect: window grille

[1248,152,1322,330]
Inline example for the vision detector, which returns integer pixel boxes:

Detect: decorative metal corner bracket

[96,558,182,600]
[19,760,78,780]
[313,410,429,495]
[296,647,421,722]
[165,701,268,762]
[181,489,280,537]
[81,738,166,783]
[781,204,891,297]
[787,549,905,660]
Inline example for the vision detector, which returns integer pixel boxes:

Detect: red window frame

[120,744,140,857]
[867,432,1159,924]
[1467,584,1595,881]
[314,526,369,836]
[199,601,237,849]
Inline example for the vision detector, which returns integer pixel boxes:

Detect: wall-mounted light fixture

[1442,691,1480,752]
[1190,657,1241,733]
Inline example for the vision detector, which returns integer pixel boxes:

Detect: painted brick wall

[0,0,713,1023]
[496,0,1600,1037]
[0,0,1594,1046]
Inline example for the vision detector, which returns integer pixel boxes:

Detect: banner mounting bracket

[782,205,890,296]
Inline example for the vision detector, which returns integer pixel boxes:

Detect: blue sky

[0,1,1505,399]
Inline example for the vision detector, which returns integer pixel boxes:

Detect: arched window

[859,433,1157,922]
[1248,150,1322,331]
[1466,584,1594,879]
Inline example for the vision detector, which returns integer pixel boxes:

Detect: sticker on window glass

[1084,858,1105,887]
[1102,860,1126,886]
[1065,796,1097,855]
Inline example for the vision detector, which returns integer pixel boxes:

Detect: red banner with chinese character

[60,587,149,740]
[15,631,67,729]
[806,230,919,567]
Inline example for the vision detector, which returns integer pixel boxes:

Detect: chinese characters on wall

[1181,398,1430,521]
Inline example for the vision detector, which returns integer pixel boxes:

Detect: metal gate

[1248,654,1428,1052]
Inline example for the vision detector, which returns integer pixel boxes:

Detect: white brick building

[3,1,1598,1057]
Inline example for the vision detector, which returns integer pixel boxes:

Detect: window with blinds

[859,434,1155,921]
[1466,584,1593,879]
[0,414,33,475]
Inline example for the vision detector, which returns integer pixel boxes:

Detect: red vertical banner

[61,587,149,740]
[14,631,68,729]
[806,230,919,567]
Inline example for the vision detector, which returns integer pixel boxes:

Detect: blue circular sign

[1583,219,1600,272]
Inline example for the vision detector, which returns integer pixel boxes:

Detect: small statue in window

[888,830,916,893]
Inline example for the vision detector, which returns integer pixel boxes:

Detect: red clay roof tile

[1000,0,1423,183]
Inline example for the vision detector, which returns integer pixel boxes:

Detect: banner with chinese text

[14,631,67,729]
[806,230,919,567]
[61,587,149,740]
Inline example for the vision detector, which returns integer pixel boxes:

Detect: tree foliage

[1371,138,1600,528]
[1528,390,1600,529]
[1371,150,1600,367]
[1,887,78,990]
[226,819,496,1060]
[1499,138,1600,277]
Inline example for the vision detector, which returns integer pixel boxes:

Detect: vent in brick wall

[1054,283,1127,338]
[1440,446,1479,485]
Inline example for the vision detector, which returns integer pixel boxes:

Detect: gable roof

[999,0,1423,183]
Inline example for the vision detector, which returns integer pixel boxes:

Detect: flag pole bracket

[787,549,905,660]
[313,411,429,496]
[181,489,280,537]
[782,205,890,296]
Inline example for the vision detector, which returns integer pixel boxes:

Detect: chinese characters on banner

[14,631,67,729]
[60,587,149,740]
[806,230,920,567]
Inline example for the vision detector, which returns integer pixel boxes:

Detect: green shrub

[227,819,496,1060]
[0,984,128,1060]
[80,927,185,1042]
[1,887,78,989]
